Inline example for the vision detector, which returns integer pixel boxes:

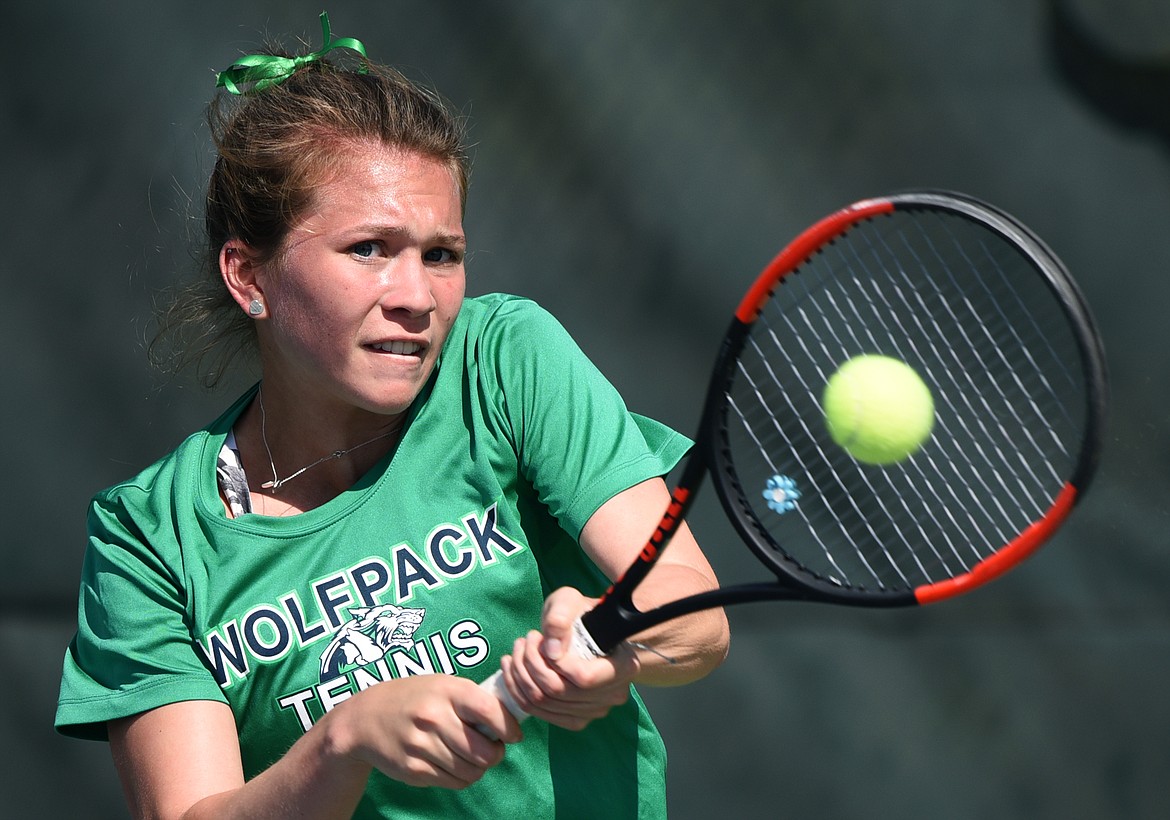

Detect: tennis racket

[481,189,1107,719]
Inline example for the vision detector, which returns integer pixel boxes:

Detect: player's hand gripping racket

[481,190,1107,720]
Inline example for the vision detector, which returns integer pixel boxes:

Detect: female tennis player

[55,15,728,819]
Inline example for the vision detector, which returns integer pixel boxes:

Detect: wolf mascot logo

[319,604,427,681]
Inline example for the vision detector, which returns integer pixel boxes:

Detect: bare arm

[109,676,522,820]
[575,476,730,684]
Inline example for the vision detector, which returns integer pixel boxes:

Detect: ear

[219,240,265,316]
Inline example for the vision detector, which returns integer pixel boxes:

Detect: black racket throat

[583,573,914,656]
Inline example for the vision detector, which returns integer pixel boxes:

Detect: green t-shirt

[57,294,690,819]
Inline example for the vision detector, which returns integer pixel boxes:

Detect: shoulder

[440,294,581,384]
[92,433,202,512]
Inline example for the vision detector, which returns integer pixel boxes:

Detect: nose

[380,255,437,317]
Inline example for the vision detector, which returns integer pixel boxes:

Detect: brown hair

[150,57,470,386]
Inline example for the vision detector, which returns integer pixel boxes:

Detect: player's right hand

[325,674,523,789]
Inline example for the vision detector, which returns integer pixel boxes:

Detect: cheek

[267,285,357,358]
[434,277,466,337]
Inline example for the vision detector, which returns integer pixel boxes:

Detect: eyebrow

[351,224,467,248]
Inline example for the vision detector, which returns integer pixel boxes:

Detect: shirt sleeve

[56,489,227,741]
[476,297,692,540]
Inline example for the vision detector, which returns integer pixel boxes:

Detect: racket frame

[581,191,1106,654]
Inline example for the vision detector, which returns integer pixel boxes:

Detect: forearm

[113,678,517,820]
[111,700,370,820]
[626,562,730,686]
[575,478,730,687]
[178,714,370,820]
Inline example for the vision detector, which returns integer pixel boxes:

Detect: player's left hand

[497,587,640,731]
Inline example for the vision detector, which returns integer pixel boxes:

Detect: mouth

[367,340,425,356]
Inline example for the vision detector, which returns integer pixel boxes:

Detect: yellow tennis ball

[822,355,934,465]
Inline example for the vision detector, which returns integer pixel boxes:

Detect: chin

[355,383,428,417]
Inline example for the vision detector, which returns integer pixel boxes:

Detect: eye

[423,246,462,265]
[350,240,382,259]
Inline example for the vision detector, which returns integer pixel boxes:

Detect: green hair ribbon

[215,12,368,94]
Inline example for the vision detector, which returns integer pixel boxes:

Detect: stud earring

[248,299,264,317]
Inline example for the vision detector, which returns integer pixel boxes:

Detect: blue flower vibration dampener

[763,474,800,514]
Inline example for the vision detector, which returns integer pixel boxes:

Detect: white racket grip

[478,616,606,724]
[479,668,527,721]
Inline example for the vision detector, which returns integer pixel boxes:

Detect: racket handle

[478,669,527,721]
[477,616,605,727]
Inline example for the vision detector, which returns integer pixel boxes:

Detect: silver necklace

[257,387,402,493]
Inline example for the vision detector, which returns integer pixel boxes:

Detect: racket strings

[892,216,1076,471]
[747,296,977,587]
[723,208,1087,593]
[749,320,938,586]
[898,218,1079,517]
[726,389,858,585]
[731,351,908,588]
[809,259,1011,569]
[765,256,1011,581]
[738,322,897,585]
[858,224,1063,521]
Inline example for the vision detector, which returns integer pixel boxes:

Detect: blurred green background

[3,1,1168,817]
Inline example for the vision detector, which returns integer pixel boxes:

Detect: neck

[233,384,405,514]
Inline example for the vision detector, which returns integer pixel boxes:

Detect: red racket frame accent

[914,483,1078,605]
[735,199,895,323]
